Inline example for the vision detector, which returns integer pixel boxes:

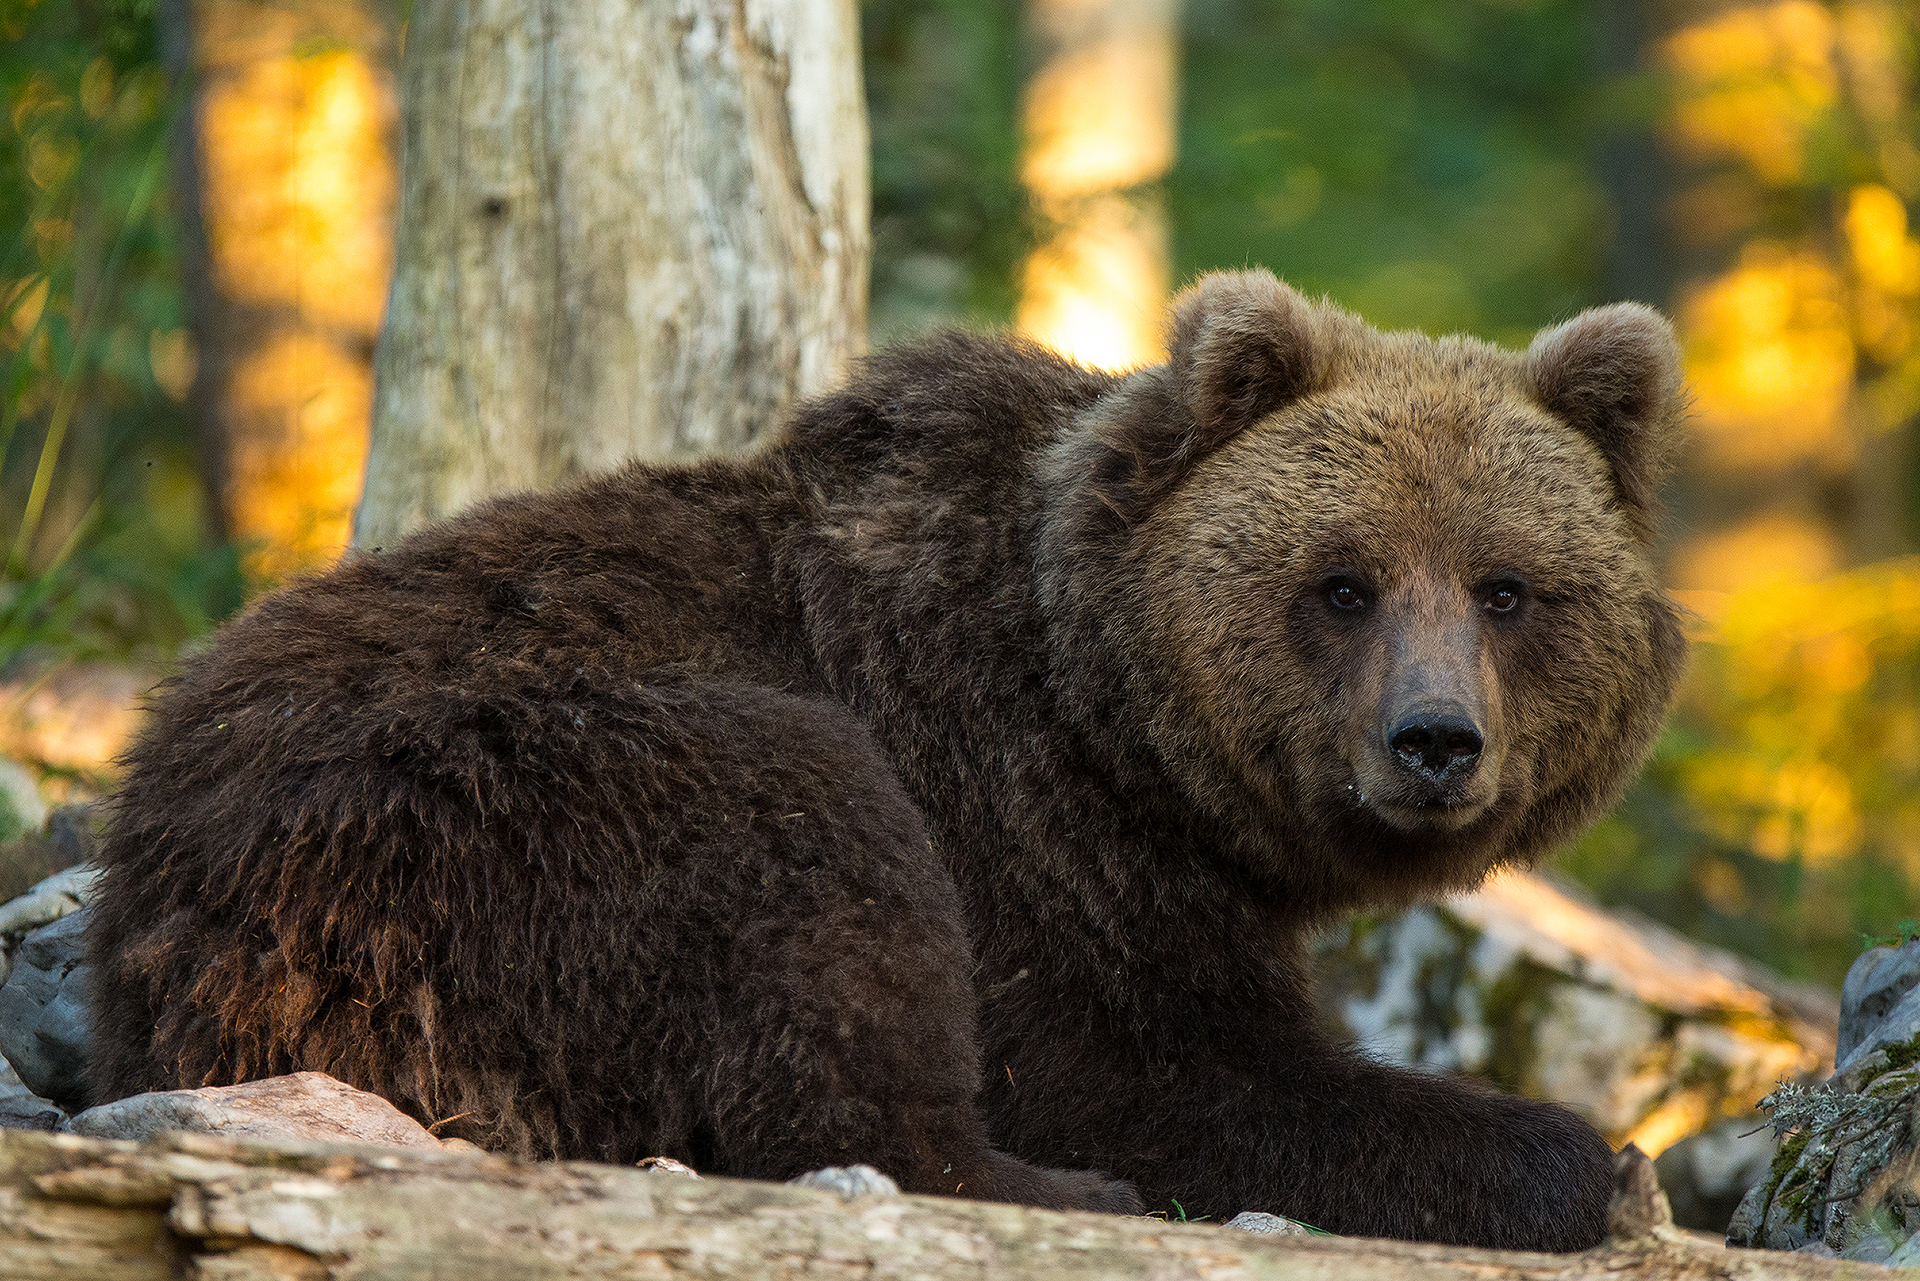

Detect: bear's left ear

[1525,304,1686,534]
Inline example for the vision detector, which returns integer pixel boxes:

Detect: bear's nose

[1387,710,1484,784]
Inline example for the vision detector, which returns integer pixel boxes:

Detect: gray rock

[0,859,98,996]
[42,805,101,868]
[28,860,101,908]
[0,889,80,944]
[1890,1232,1920,1267]
[1840,938,1920,1066]
[1317,871,1835,1146]
[1840,1224,1902,1264]
[1838,982,1920,1079]
[1727,1179,1769,1247]
[0,1052,63,1131]
[0,908,93,1107]
[1730,1067,1920,1256]
[788,1165,899,1197]
[65,1071,442,1149]
[1730,940,1920,1259]
[1225,1211,1310,1235]
[1654,1116,1777,1233]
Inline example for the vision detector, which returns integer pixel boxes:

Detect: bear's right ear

[1166,269,1329,447]
[1085,271,1328,526]
[1525,304,1686,537]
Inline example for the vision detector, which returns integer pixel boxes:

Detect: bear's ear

[1525,304,1686,534]
[1166,269,1329,447]
[1080,271,1330,528]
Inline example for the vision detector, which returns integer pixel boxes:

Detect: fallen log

[0,1128,1881,1279]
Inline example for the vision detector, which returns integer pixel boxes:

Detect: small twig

[426,1111,477,1134]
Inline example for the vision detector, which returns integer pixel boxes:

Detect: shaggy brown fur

[88,271,1687,1249]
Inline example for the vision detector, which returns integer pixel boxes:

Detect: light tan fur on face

[1123,284,1683,907]
[1349,568,1508,832]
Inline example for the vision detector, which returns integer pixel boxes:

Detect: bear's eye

[1483,580,1526,615]
[1325,580,1368,612]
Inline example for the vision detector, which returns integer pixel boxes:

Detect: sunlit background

[0,0,1918,993]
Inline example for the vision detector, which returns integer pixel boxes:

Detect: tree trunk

[355,0,869,550]
[1015,0,1177,371]
[0,1128,1860,1280]
[159,0,399,579]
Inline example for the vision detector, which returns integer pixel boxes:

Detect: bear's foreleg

[987,1010,1610,1249]
[1212,1051,1614,1249]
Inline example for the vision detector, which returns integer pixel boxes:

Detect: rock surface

[1653,1114,1778,1234]
[0,1054,61,1131]
[64,1071,444,1149]
[1225,1211,1313,1235]
[1607,1144,1677,1241]
[1838,938,1920,1073]
[0,824,103,1111]
[1727,938,1920,1260]
[787,1165,900,1198]
[1318,869,1837,1161]
[0,907,92,1107]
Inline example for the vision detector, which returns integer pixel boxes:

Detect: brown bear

[87,270,1687,1250]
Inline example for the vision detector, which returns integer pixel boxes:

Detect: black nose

[1388,711,1484,783]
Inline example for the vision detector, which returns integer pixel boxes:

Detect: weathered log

[0,1129,1880,1279]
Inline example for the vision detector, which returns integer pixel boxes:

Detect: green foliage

[864,0,1621,345]
[1174,0,1617,343]
[863,0,1028,341]
[1562,556,1920,989]
[0,0,243,669]
[1864,921,1920,952]
[1168,1197,1205,1222]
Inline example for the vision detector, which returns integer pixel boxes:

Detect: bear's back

[777,331,1115,526]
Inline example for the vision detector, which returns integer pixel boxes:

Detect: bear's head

[1046,269,1688,914]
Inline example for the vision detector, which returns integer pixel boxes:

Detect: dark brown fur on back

[89,271,1687,1250]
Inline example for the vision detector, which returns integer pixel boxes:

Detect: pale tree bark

[0,1128,1856,1280]
[355,0,869,550]
[159,0,399,579]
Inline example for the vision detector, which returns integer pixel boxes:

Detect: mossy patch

[1885,1030,1920,1072]
[1758,1126,1811,1217]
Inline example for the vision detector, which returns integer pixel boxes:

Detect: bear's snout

[1349,601,1507,831]
[1386,704,1483,786]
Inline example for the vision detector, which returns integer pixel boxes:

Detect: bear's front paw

[1047,1167,1146,1216]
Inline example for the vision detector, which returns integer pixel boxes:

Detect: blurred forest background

[0,0,1916,991]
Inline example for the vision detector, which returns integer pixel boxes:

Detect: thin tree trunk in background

[1016,0,1177,371]
[355,0,869,550]
[159,0,399,579]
